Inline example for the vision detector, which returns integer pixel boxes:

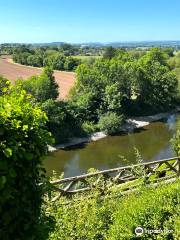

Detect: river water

[44,114,180,177]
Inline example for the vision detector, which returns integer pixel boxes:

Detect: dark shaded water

[44,114,180,177]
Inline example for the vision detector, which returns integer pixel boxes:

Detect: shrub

[81,121,97,134]
[45,187,114,240]
[44,177,179,240]
[0,76,10,96]
[98,112,124,134]
[0,90,52,239]
[108,180,180,239]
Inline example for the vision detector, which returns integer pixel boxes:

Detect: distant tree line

[12,46,81,71]
[11,44,104,70]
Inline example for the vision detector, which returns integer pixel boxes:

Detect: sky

[0,0,180,43]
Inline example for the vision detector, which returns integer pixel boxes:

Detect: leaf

[23,125,28,131]
[9,169,17,178]
[1,176,6,185]
[4,148,12,158]
[25,152,33,160]
[0,128,5,135]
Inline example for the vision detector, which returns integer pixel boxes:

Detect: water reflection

[44,114,180,177]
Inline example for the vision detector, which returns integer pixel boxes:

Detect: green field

[73,55,102,60]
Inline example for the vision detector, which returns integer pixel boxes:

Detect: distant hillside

[1,40,180,49]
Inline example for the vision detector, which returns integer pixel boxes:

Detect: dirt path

[0,56,76,99]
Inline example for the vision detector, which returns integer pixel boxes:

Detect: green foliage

[81,121,98,134]
[108,180,179,239]
[0,76,10,96]
[13,47,80,71]
[44,178,179,240]
[46,193,112,240]
[44,53,66,70]
[71,56,133,123]
[98,112,124,134]
[41,99,84,143]
[145,47,169,65]
[11,47,180,143]
[70,47,179,133]
[136,50,178,111]
[16,67,59,102]
[64,56,80,71]
[103,46,116,59]
[0,89,52,239]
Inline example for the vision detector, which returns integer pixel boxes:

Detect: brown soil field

[0,56,76,99]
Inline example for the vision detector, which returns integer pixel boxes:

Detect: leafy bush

[0,89,52,239]
[44,185,114,240]
[0,76,10,96]
[98,112,124,134]
[108,180,179,239]
[44,178,179,240]
[81,121,98,134]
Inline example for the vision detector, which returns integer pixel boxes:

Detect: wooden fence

[50,157,180,197]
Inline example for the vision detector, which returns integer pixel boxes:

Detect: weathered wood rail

[50,157,180,197]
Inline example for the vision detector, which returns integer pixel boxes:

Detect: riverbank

[48,108,180,152]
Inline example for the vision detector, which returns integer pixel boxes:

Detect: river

[44,114,180,177]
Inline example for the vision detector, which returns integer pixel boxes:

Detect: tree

[102,83,122,114]
[41,99,83,142]
[18,67,59,102]
[164,48,174,57]
[144,47,168,66]
[27,54,43,67]
[44,53,66,70]
[0,88,52,239]
[64,57,80,71]
[136,50,178,111]
[103,46,116,59]
[59,43,75,56]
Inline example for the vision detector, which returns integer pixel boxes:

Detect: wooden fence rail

[50,157,180,197]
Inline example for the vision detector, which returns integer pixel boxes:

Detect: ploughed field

[0,56,76,99]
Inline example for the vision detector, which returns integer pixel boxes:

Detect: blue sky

[0,0,180,43]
